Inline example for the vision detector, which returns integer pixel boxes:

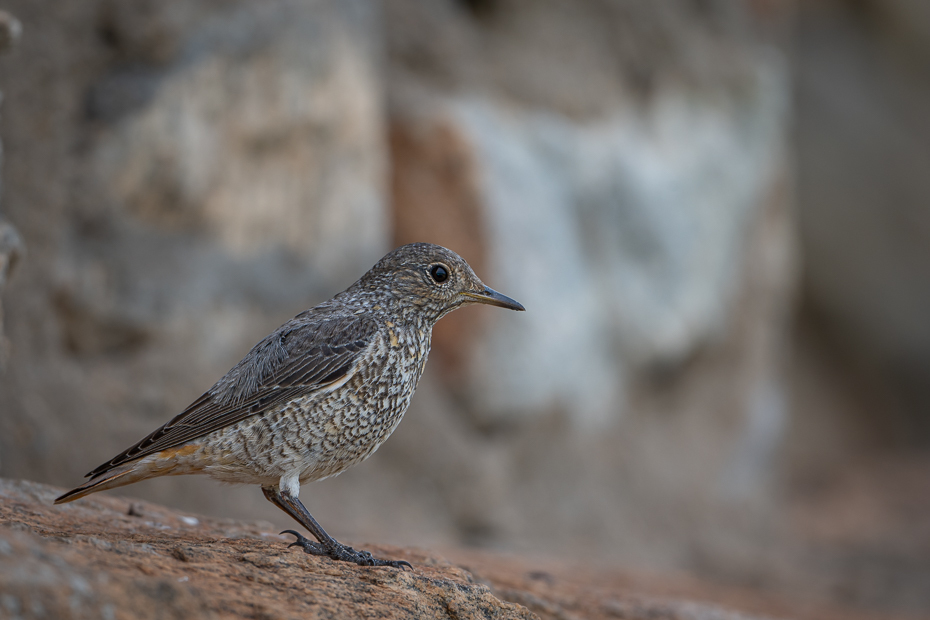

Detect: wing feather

[85,313,378,479]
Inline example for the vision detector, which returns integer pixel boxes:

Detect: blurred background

[0,0,928,616]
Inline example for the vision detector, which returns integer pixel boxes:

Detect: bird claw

[281,530,324,554]
[280,530,412,570]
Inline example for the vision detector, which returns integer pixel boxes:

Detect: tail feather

[56,445,205,504]
[54,467,137,504]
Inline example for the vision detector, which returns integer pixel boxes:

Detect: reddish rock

[1,477,900,620]
[0,478,533,619]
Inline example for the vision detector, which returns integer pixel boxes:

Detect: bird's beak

[461,286,525,311]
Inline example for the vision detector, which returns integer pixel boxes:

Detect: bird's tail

[54,466,142,504]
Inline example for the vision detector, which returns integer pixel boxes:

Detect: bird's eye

[429,264,449,284]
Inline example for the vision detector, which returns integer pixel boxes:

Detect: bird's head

[354,243,525,323]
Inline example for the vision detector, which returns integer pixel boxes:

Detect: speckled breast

[201,320,433,485]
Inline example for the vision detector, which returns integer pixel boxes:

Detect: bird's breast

[293,323,431,480]
[197,323,433,485]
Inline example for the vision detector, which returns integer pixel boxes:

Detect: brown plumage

[55,243,524,568]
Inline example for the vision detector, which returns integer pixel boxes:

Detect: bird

[55,243,524,569]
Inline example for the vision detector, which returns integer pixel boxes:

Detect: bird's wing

[85,313,379,479]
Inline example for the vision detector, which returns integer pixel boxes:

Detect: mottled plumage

[56,243,524,568]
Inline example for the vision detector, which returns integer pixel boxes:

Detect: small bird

[56,243,524,568]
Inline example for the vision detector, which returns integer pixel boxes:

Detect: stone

[0,221,23,371]
[0,11,21,54]
[0,478,534,619]
[0,477,825,620]
[796,0,930,443]
[386,0,794,430]
[0,10,24,375]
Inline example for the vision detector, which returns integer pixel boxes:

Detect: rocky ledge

[0,478,829,620]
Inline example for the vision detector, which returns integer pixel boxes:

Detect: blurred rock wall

[383,0,796,562]
[0,0,795,576]
[796,0,930,447]
[0,11,24,374]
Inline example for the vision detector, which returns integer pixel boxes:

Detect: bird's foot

[281,530,412,570]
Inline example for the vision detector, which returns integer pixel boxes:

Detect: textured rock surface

[0,479,535,620]
[2,477,886,620]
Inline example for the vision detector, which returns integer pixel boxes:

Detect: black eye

[429,264,449,284]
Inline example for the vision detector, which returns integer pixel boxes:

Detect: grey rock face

[94,1,386,282]
[450,81,789,427]
[0,221,23,372]
[0,10,24,376]
[797,1,930,442]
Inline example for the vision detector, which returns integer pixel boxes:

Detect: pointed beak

[461,286,525,311]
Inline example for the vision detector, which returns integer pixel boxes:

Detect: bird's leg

[261,486,411,570]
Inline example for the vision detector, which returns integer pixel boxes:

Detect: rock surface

[796,0,930,444]
[3,477,875,620]
[387,0,794,429]
[0,10,23,373]
[1,478,534,620]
